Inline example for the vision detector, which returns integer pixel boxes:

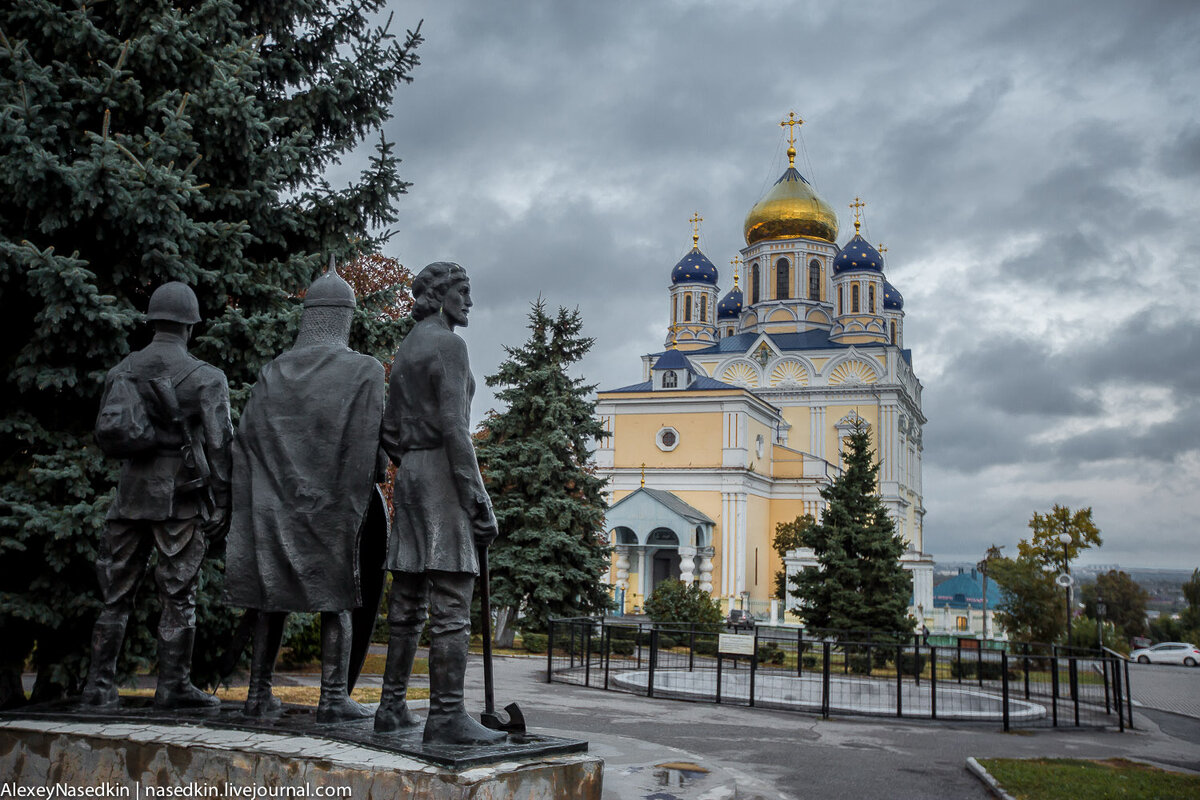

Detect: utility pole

[977,544,1004,640]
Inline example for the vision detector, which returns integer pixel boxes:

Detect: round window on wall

[657,426,680,452]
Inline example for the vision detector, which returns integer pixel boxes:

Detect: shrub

[693,639,718,656]
[280,613,322,668]
[522,633,548,654]
[610,638,635,656]
[757,644,785,665]
[644,580,723,631]
[801,654,818,669]
[656,634,678,651]
[897,651,926,675]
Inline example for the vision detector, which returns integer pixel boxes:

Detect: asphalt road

[471,655,1200,800]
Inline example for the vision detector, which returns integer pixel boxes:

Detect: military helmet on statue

[145,281,202,325]
[304,256,357,309]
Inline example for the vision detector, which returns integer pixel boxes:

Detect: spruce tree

[0,1,421,705]
[475,301,611,641]
[790,418,912,635]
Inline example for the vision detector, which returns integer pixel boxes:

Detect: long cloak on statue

[224,344,385,612]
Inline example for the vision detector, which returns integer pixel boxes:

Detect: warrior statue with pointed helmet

[224,257,389,723]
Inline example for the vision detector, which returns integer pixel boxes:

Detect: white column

[735,494,748,595]
[810,405,825,461]
[698,548,714,593]
[614,546,630,590]
[678,546,697,585]
[721,492,733,595]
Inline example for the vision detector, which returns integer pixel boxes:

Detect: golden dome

[743,167,839,245]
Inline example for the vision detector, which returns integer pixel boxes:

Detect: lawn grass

[977,757,1200,800]
[118,685,430,705]
[358,654,429,675]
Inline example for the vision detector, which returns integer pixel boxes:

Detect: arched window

[776,258,790,299]
[869,284,876,313]
[837,285,843,315]
[851,284,860,313]
[890,320,897,344]
[684,294,692,322]
[700,294,708,322]
[750,263,760,304]
[808,259,821,300]
[663,370,678,388]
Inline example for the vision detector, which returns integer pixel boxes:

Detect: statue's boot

[316,610,372,723]
[423,629,506,746]
[243,612,285,718]
[374,628,422,732]
[80,621,126,709]
[154,627,220,709]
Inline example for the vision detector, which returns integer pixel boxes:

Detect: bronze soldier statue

[81,282,233,710]
[375,262,505,745]
[224,260,387,723]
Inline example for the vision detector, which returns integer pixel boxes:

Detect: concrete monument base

[0,716,602,799]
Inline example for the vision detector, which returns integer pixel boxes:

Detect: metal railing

[546,618,1131,732]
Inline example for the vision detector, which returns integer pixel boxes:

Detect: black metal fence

[546,618,1132,732]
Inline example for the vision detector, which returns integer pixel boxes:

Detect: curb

[965,757,1015,800]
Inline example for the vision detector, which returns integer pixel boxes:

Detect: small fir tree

[789,418,912,634]
[475,301,610,642]
[0,1,421,705]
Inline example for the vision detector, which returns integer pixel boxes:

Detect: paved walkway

[21,654,1200,798]
[1127,662,1200,718]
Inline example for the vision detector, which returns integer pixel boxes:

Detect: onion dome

[671,247,719,285]
[717,273,743,320]
[743,167,839,245]
[833,233,884,274]
[883,281,904,310]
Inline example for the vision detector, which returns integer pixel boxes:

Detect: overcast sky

[352,0,1200,569]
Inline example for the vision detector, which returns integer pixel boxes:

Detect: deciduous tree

[1081,570,1148,640]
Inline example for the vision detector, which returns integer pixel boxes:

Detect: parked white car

[1130,642,1200,666]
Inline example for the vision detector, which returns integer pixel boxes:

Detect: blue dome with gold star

[671,247,719,285]
[833,234,883,274]
[717,283,743,320]
[883,281,904,310]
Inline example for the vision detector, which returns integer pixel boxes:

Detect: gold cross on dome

[849,197,866,233]
[780,111,804,167]
[689,212,703,248]
[640,463,646,487]
[730,255,741,287]
[878,243,887,261]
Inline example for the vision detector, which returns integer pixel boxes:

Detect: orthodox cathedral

[596,115,935,625]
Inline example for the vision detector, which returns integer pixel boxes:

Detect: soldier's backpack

[94,371,157,458]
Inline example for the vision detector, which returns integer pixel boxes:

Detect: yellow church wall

[612,412,724,468]
[746,494,772,600]
[767,497,810,601]
[745,416,775,473]
[824,404,880,464]
[809,357,828,372]
[780,406,811,452]
[767,308,793,323]
[769,444,808,478]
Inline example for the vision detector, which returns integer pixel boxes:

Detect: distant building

[930,567,1004,639]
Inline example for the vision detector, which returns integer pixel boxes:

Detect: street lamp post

[1096,591,1107,652]
[1059,532,1073,644]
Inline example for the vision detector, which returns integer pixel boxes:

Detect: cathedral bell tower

[831,198,889,345]
[667,212,719,351]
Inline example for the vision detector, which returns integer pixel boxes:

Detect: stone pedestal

[0,710,601,800]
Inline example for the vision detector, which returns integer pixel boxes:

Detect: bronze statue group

[79,261,507,746]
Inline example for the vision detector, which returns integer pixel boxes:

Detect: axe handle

[479,545,496,716]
